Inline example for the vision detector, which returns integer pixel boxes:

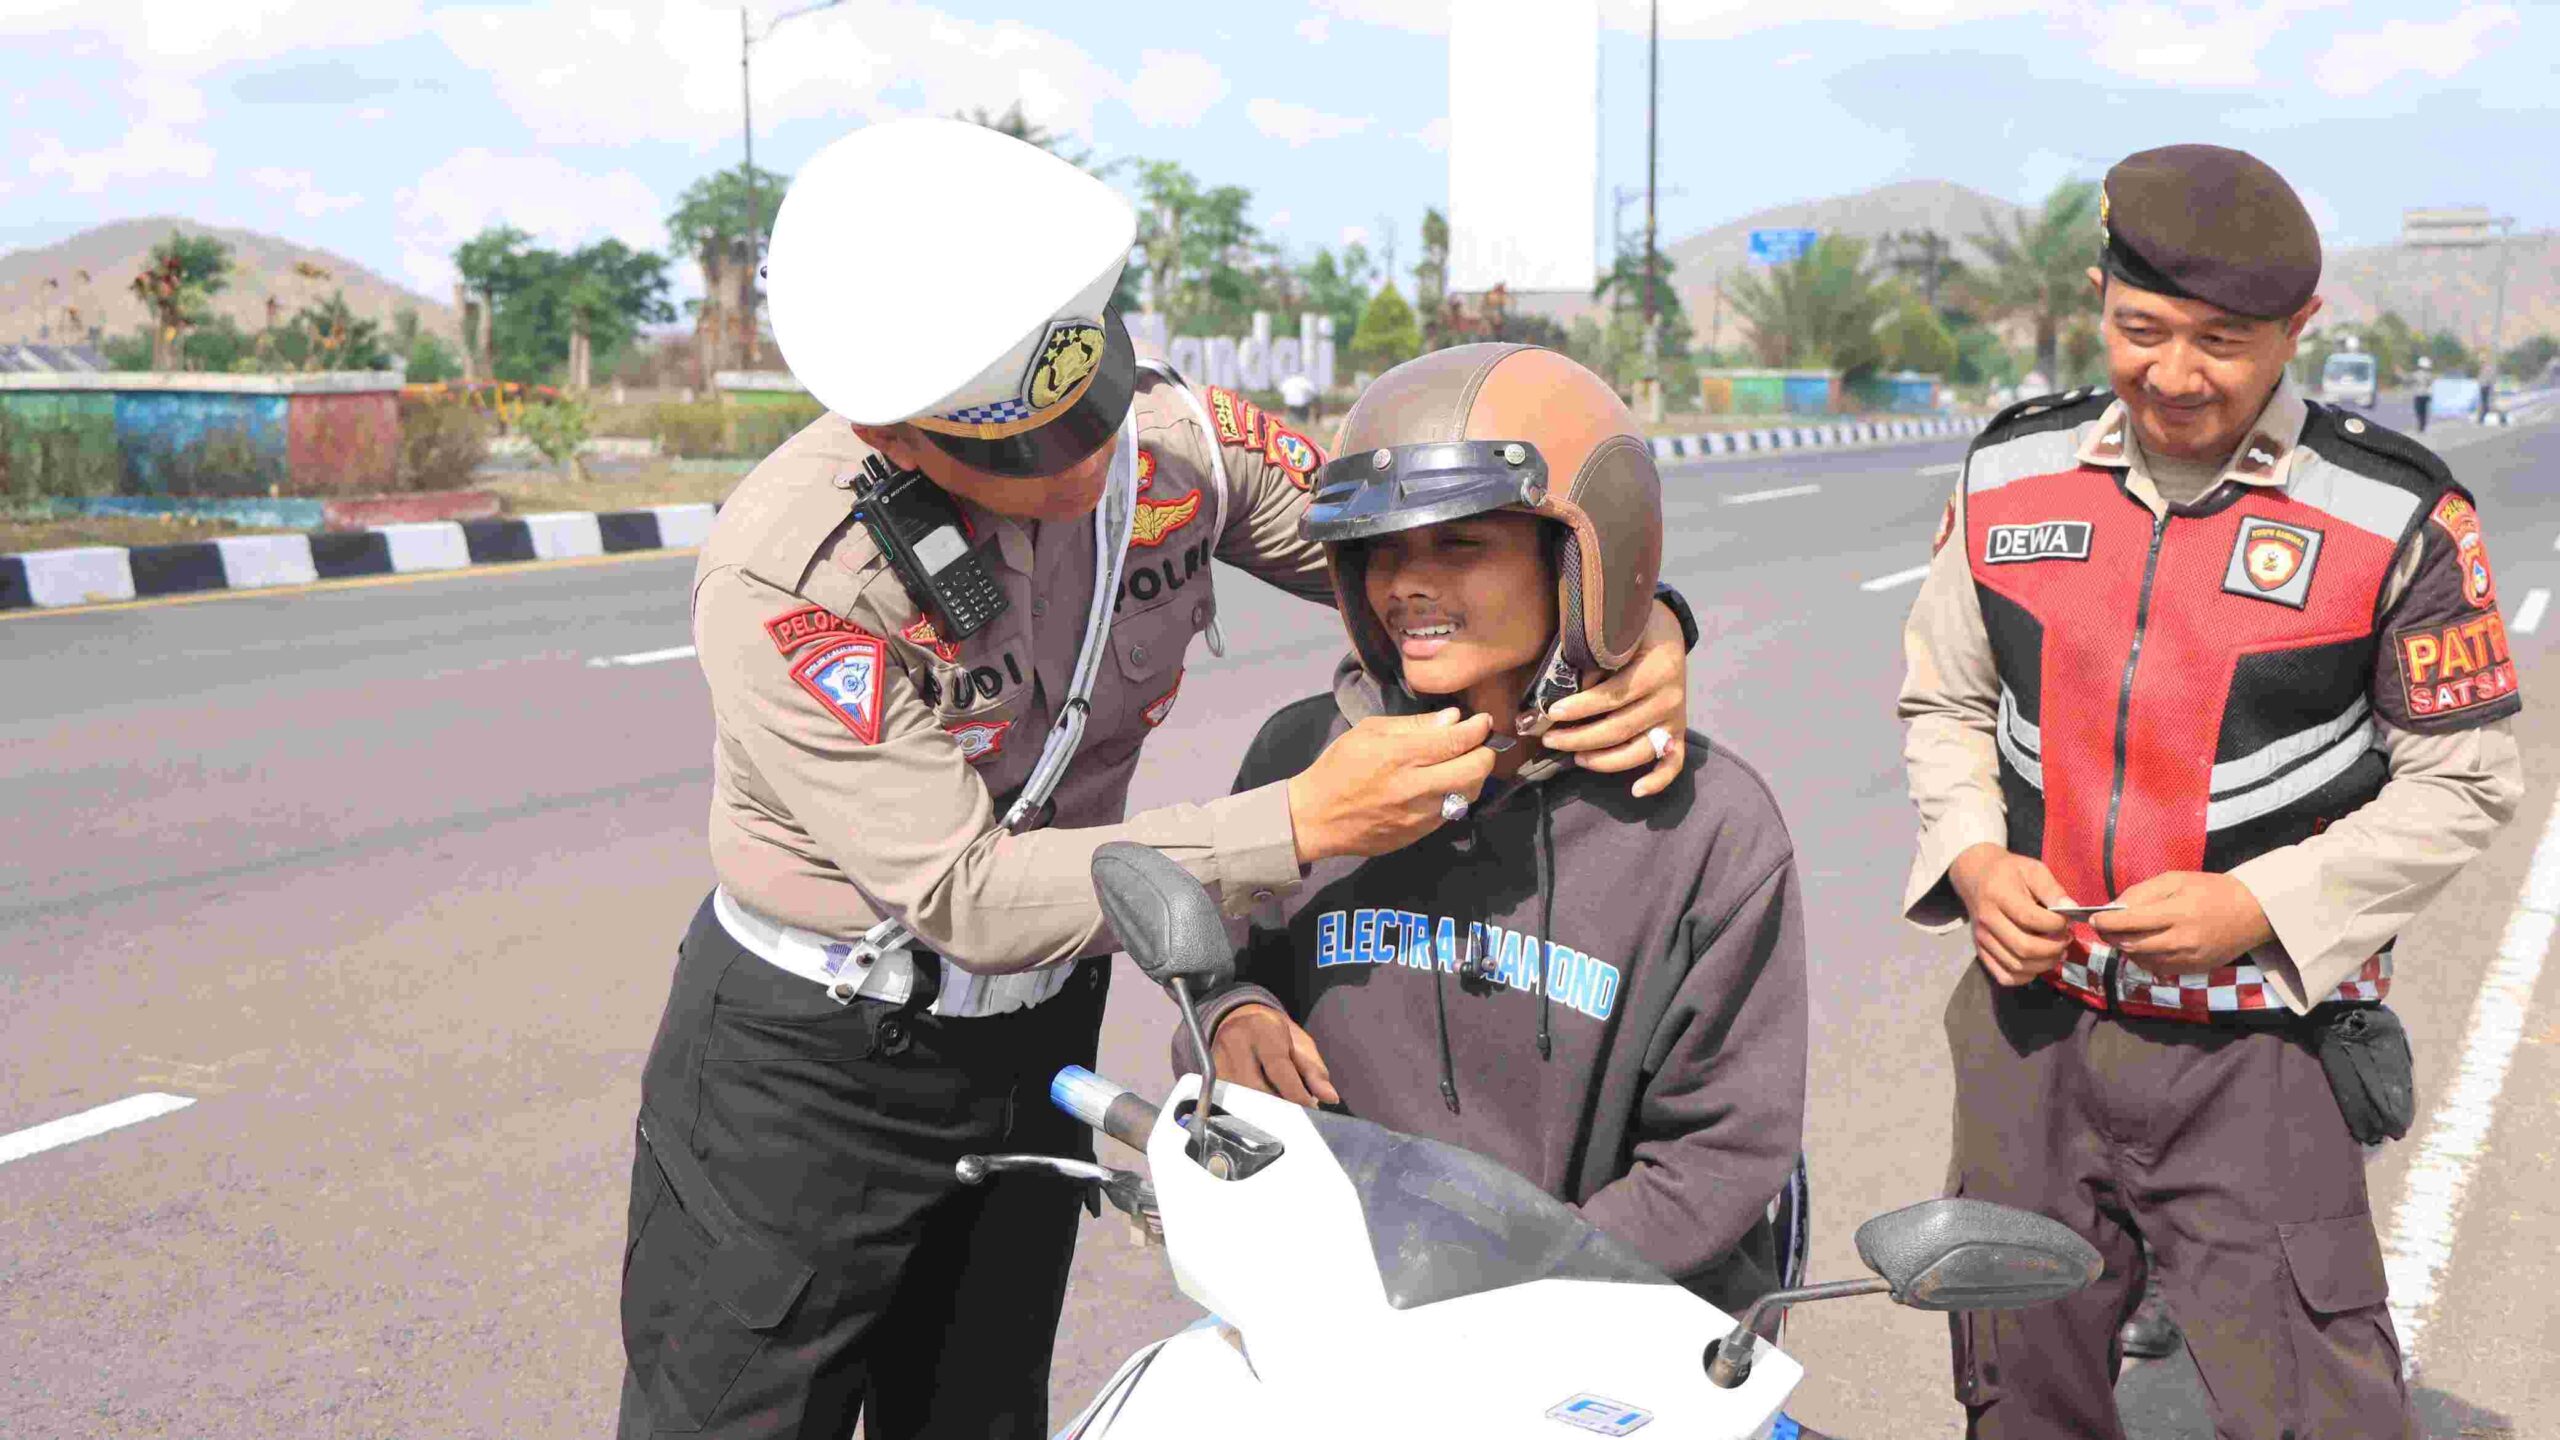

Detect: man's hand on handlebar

[1948,843,2074,987]
[1212,1004,1340,1107]
[1287,710,1497,863]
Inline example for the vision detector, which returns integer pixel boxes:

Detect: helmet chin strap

[1512,637,1582,738]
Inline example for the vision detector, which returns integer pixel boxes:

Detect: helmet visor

[1300,439,1551,545]
[921,309,1138,479]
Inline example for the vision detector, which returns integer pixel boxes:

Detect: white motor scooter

[957,844,2101,1440]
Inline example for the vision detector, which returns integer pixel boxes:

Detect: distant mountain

[0,218,458,348]
[1504,180,2555,361]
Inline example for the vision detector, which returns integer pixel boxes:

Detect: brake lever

[953,1153,1162,1237]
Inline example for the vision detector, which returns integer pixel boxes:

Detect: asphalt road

[2,410,2553,1439]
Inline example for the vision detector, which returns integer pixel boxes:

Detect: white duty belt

[719,406,1144,1019]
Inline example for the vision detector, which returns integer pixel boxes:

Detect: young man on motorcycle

[1182,345,1811,1316]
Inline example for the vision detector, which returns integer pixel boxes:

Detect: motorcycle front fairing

[1135,1076,1802,1439]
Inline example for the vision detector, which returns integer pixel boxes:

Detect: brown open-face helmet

[1302,344,1663,730]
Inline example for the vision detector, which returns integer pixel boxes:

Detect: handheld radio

[852,454,1008,641]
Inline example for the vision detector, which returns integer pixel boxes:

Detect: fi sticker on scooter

[1546,1393,1654,1435]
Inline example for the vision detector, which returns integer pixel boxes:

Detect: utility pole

[1643,0,1659,336]
[741,7,758,366]
[740,1,846,369]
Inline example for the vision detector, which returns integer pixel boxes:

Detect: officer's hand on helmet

[1211,1003,1340,1108]
[1287,709,1498,863]
[1948,843,2074,987]
[2089,871,2275,975]
[1540,601,1691,799]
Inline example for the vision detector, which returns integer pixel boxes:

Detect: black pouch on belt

[2312,1003,2416,1144]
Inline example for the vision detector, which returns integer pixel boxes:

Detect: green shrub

[517,397,594,477]
[0,408,122,501]
[398,396,494,492]
[728,398,824,457]
[649,401,731,458]
[156,425,283,498]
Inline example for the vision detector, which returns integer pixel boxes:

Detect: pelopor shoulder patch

[791,633,888,743]
[2394,612,2517,720]
[767,603,873,655]
[1206,385,1262,449]
[2428,492,2497,609]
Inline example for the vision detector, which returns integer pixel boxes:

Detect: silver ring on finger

[1440,792,1470,822]
[1646,726,1673,762]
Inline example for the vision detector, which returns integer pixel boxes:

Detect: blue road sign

[1749,228,1820,266]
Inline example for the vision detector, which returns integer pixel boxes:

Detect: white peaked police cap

[766,116,1138,431]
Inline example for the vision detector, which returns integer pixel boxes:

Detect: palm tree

[1722,235,1892,376]
[1963,181,2101,383]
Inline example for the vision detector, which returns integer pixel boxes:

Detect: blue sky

[1,1,2548,312]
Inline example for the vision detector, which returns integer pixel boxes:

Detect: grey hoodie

[1188,658,1809,1311]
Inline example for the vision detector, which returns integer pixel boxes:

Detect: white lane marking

[588,645,698,669]
[1917,463,1962,477]
[0,1093,196,1167]
[2380,787,2560,1374]
[1723,484,1822,506]
[1860,564,1933,593]
[2513,588,2550,635]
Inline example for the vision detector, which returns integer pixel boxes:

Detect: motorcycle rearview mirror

[1705,1197,2101,1389]
[1852,1197,2102,1312]
[1091,843,1238,1144]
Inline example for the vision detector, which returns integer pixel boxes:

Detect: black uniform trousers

[617,896,1110,1439]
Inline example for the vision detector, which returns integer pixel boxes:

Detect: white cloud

[1246,98,1373,147]
[2076,1,2347,88]
[25,79,214,191]
[249,165,362,218]
[393,150,668,293]
[2311,6,2518,97]
[1126,49,1228,127]
[1297,15,1331,42]
[1412,115,1451,153]
[432,1,1118,149]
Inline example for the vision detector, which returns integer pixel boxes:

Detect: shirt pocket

[1095,591,1213,745]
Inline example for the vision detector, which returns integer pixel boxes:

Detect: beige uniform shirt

[1899,378,2525,1011]
[693,372,1337,972]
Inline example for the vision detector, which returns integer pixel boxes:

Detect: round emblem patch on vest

[2245,526,2307,591]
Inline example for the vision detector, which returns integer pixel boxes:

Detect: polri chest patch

[1983,520,2093,564]
[2221,517,2323,609]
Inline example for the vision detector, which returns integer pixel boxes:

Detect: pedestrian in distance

[613,117,1706,1440]
[1182,344,1811,1325]
[2412,355,2432,433]
[1898,143,2524,1439]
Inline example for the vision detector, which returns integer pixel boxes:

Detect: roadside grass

[481,460,749,516]
[0,513,297,553]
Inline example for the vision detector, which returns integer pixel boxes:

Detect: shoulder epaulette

[2301,402,2456,495]
[1976,386,2113,446]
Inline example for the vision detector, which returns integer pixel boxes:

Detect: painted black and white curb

[1,503,716,612]
[1648,413,1986,461]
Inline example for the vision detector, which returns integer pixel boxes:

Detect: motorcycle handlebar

[1051,1066,1162,1152]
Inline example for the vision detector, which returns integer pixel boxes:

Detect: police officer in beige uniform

[615,118,1703,1440]
[1898,145,2524,1437]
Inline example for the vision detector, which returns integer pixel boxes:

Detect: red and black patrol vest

[1963,392,2468,1021]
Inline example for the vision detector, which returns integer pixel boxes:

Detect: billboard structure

[1448,0,1600,295]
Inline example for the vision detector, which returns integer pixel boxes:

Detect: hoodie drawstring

[1433,930,1463,1113]
[1534,784,1555,1061]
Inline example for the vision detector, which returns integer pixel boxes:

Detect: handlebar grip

[1051,1066,1161,1151]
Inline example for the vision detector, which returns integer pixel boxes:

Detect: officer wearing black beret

[1898,143,2523,1437]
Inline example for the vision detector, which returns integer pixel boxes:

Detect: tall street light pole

[740,0,845,367]
[1644,0,1659,338]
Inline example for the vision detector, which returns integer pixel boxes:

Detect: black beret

[2100,144,2320,318]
